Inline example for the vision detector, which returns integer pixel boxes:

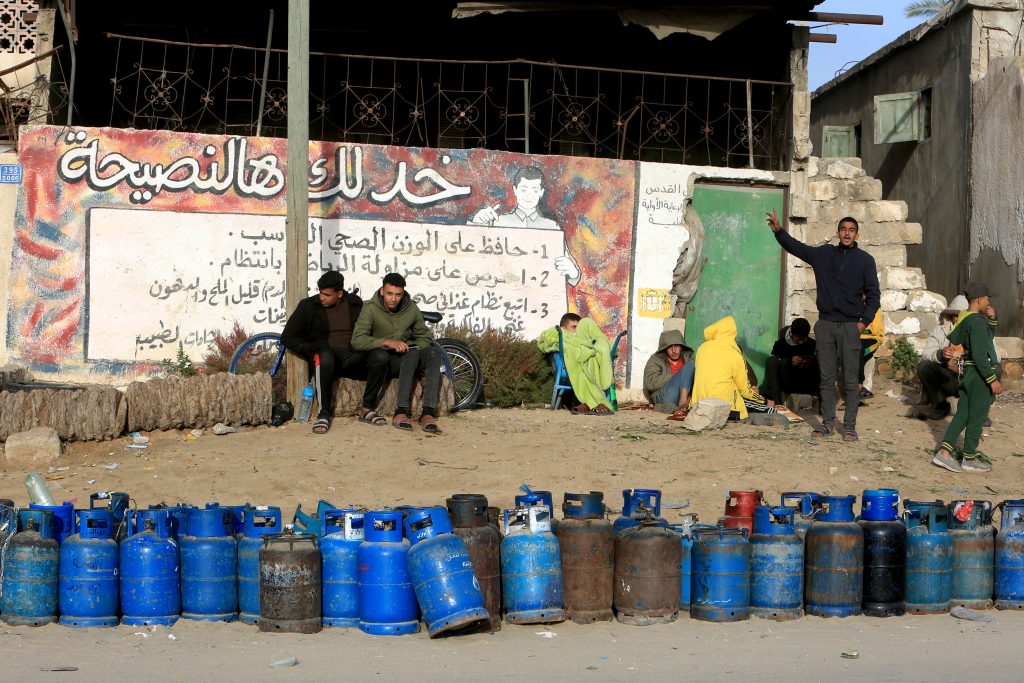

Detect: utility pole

[285,0,310,407]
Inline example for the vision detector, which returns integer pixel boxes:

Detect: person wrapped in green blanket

[537,313,614,414]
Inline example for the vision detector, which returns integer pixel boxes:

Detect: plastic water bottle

[24,471,56,505]
[297,382,315,423]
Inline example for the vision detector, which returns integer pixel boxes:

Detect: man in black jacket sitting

[281,271,370,433]
[761,317,819,405]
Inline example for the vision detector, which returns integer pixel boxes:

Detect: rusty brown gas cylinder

[613,518,682,625]
[258,531,322,633]
[447,494,502,631]
[555,492,614,624]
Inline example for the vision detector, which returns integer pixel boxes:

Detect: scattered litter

[881,467,895,473]
[47,466,70,473]
[212,423,240,436]
[535,631,558,638]
[841,651,859,659]
[133,632,149,638]
[168,633,177,640]
[849,476,860,481]
[86,480,96,485]
[951,606,996,623]
[131,434,150,445]
[586,666,598,671]
[951,487,969,494]
[327,486,336,492]
[894,430,903,437]
[124,444,148,452]
[829,467,838,475]
[100,463,119,470]
[662,500,691,509]
[269,657,298,668]
[39,667,78,672]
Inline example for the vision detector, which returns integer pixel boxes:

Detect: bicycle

[228,311,484,412]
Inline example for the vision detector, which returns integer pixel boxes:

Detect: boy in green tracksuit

[931,281,1002,473]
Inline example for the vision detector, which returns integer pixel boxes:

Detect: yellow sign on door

[637,288,672,318]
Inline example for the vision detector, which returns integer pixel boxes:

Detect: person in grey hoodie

[351,272,442,433]
[643,329,695,418]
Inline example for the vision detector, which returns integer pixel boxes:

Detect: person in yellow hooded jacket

[691,316,777,421]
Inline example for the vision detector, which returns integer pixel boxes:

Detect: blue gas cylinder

[1,509,59,626]
[357,510,420,635]
[780,491,821,539]
[690,526,751,622]
[29,501,75,544]
[405,506,489,637]
[180,507,238,622]
[668,516,704,611]
[238,506,282,624]
[613,489,668,534]
[903,500,953,614]
[502,505,565,624]
[59,509,119,627]
[948,500,995,609]
[750,506,803,620]
[805,495,863,618]
[994,499,1024,610]
[516,486,557,533]
[120,509,180,626]
[90,492,129,541]
[229,504,250,538]
[321,508,364,628]
[149,503,195,541]
[860,489,907,618]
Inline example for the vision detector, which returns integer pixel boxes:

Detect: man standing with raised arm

[766,209,880,442]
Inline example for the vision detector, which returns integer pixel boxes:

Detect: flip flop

[312,417,330,434]
[666,407,689,422]
[420,415,440,434]
[358,410,387,426]
[392,413,413,431]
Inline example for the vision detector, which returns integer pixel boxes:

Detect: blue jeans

[654,363,695,405]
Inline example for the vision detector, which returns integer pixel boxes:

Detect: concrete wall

[810,10,974,316]
[0,151,16,364]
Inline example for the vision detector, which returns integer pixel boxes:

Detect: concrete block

[786,290,817,319]
[906,290,947,313]
[916,312,939,337]
[681,398,731,431]
[880,266,926,290]
[883,311,922,335]
[819,157,862,170]
[868,200,908,223]
[862,244,907,268]
[859,221,923,246]
[807,157,819,178]
[995,336,1024,360]
[880,289,908,312]
[4,426,63,465]
[787,266,815,292]
[826,160,865,179]
[810,180,839,201]
[846,177,883,202]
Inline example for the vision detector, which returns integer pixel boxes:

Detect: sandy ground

[2,379,1024,681]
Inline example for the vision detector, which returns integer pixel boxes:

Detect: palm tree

[905,0,951,18]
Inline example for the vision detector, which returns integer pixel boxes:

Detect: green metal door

[685,184,785,383]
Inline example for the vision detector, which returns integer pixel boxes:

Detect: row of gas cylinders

[3,489,1024,634]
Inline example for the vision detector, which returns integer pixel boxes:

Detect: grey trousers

[396,345,442,413]
[815,319,862,431]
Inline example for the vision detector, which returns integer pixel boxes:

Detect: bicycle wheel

[436,338,483,412]
[229,332,285,377]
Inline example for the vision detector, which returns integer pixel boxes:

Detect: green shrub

[888,337,921,381]
[440,323,554,408]
[160,342,198,377]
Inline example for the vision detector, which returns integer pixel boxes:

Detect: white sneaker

[931,450,962,473]
[961,457,992,473]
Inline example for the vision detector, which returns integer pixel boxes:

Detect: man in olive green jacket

[351,273,441,433]
[643,329,695,414]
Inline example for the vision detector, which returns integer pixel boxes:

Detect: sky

[807,0,932,90]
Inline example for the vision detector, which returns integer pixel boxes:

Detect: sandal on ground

[392,413,413,431]
[420,414,440,434]
[312,417,331,434]
[843,429,859,443]
[812,422,834,438]
[570,404,590,415]
[357,409,387,426]
[585,404,613,415]
[666,407,689,422]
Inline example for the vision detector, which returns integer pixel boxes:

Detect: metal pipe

[56,0,76,126]
[806,12,884,26]
[810,34,839,44]
[745,80,754,169]
[256,9,274,137]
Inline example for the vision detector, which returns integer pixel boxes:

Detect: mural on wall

[9,125,640,375]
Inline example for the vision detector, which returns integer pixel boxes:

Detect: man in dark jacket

[767,210,880,442]
[761,317,819,404]
[281,271,368,433]
[351,272,442,433]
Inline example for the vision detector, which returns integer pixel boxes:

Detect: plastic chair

[550,328,628,410]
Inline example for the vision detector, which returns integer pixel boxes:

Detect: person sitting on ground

[643,329,695,420]
[537,313,614,415]
[691,316,777,422]
[761,317,818,405]
[351,273,442,433]
[280,271,367,434]
[857,299,885,399]
[931,281,1002,474]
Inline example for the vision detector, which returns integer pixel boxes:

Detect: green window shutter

[822,125,857,157]
[873,92,922,144]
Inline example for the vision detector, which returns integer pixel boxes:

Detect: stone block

[663,317,686,335]
[787,266,815,292]
[906,290,947,313]
[862,244,907,268]
[880,266,926,290]
[904,336,928,355]
[825,160,865,179]
[859,221,923,246]
[868,200,908,223]
[846,177,883,202]
[819,157,862,170]
[786,290,817,319]
[810,180,839,201]
[880,290,908,312]
[681,398,731,431]
[4,426,63,465]
[807,157,819,178]
[995,336,1024,360]
[1000,360,1023,391]
[883,311,922,335]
